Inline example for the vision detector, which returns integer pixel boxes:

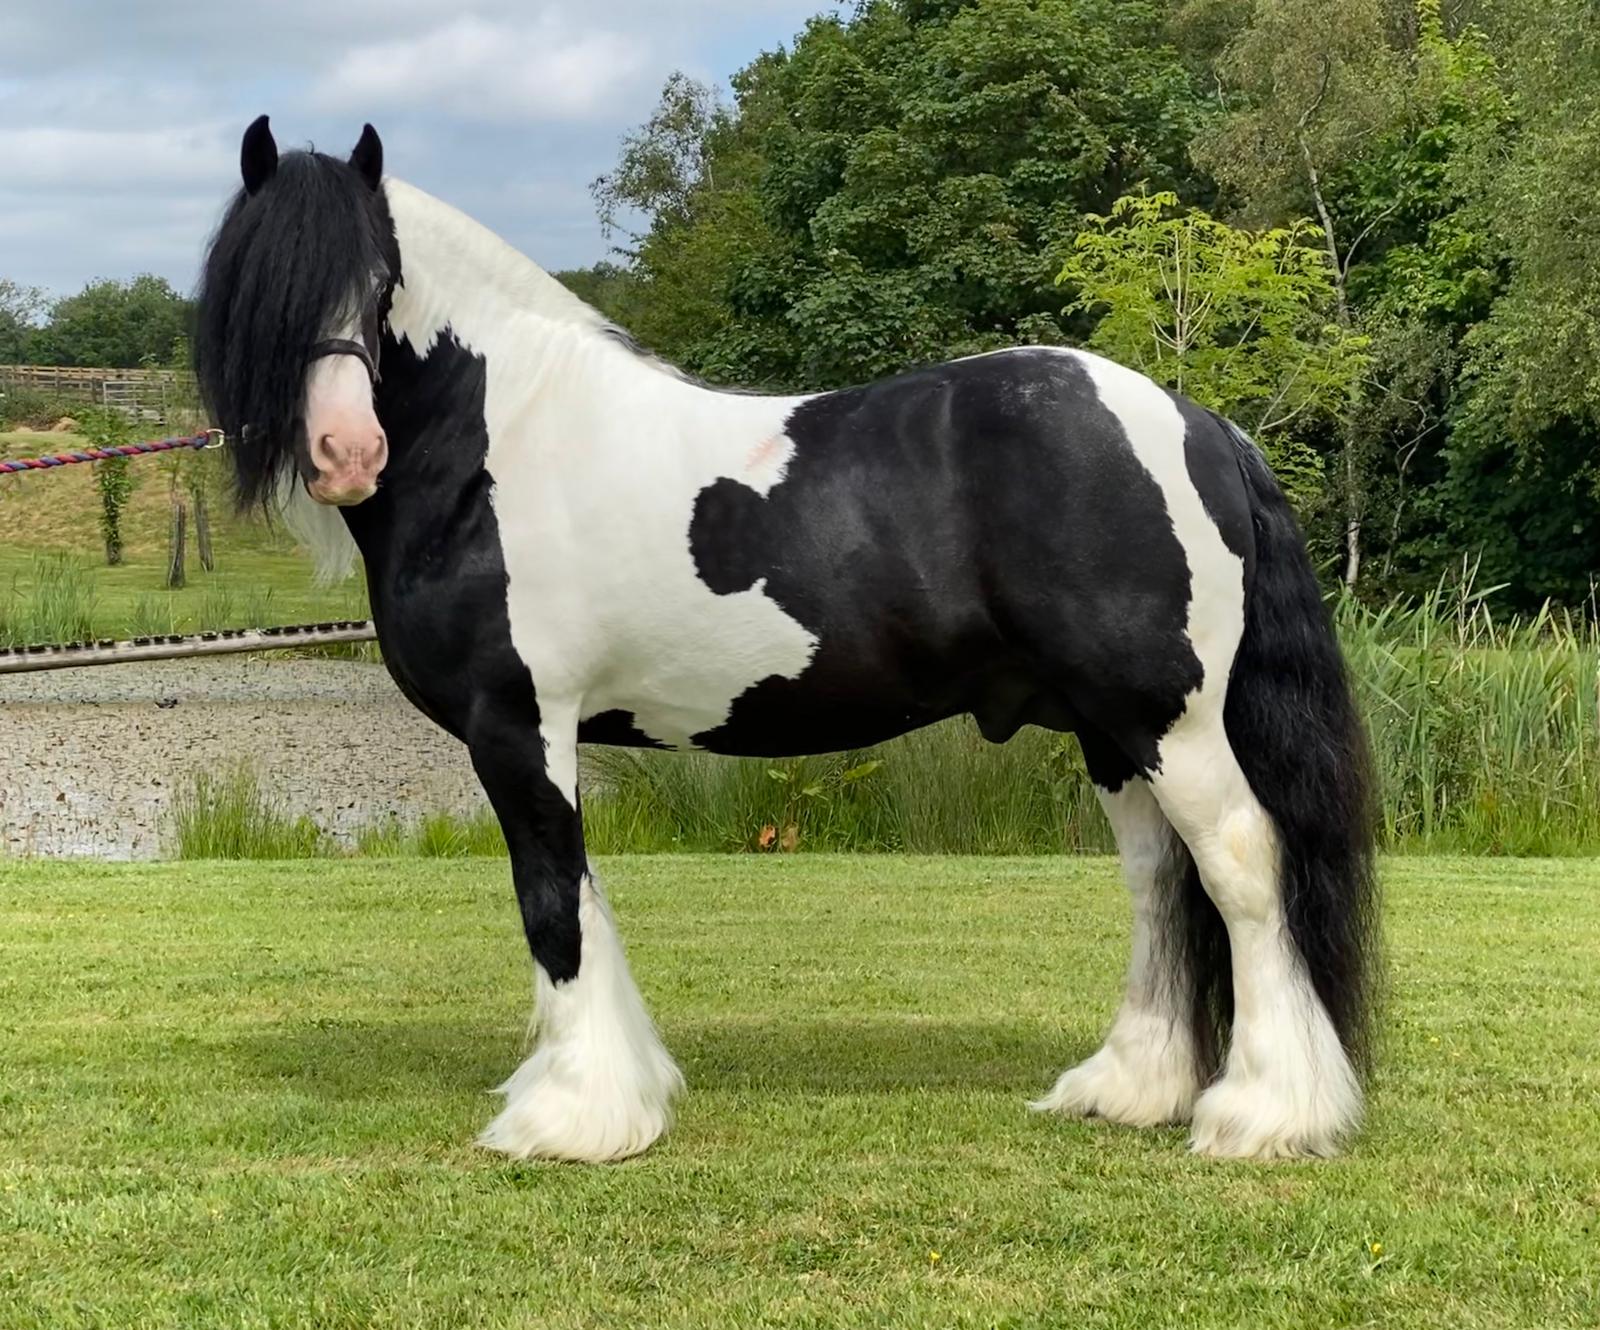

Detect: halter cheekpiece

[308,338,380,384]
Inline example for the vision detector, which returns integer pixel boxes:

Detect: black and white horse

[195,119,1377,1163]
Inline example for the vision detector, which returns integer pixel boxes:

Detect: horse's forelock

[195,151,396,510]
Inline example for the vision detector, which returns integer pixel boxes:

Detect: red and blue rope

[0,431,219,475]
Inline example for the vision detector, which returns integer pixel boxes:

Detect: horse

[194,116,1378,1164]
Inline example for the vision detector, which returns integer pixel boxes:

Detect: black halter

[308,337,379,384]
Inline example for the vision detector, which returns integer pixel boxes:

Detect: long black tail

[1167,417,1380,1080]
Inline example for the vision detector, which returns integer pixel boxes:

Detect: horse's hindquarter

[495,346,1253,758]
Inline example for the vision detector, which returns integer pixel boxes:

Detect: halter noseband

[308,338,379,384]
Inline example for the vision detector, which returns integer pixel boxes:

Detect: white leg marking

[1150,719,1361,1159]
[1033,778,1200,1126]
[479,869,684,1163]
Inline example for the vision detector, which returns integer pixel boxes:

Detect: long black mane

[194,149,398,508]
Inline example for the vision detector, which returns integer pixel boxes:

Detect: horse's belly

[581,683,945,757]
[577,600,820,751]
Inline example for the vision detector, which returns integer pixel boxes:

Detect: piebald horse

[195,118,1377,1163]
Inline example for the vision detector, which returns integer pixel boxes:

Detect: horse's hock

[0,657,484,858]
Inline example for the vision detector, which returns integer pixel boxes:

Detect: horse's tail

[1173,416,1380,1081]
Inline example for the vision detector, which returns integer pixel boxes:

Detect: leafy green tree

[604,0,1214,389]
[1432,0,1600,605]
[30,275,193,369]
[552,262,641,326]
[1059,189,1368,504]
[0,279,46,363]
[592,73,732,245]
[1453,0,1600,450]
[1323,8,1511,595]
[1185,0,1413,585]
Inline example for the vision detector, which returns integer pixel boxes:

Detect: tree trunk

[1297,59,1363,592]
[166,496,187,589]
[194,492,214,572]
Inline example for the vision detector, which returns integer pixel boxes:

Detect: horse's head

[196,116,399,509]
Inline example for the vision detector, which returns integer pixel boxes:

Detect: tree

[1430,0,1600,605]
[0,279,46,363]
[1059,189,1369,504]
[1325,7,1511,596]
[602,0,1214,389]
[1453,0,1600,451]
[552,262,640,325]
[1184,0,1412,585]
[591,73,731,245]
[30,274,193,369]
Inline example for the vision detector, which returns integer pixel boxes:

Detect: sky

[0,0,838,301]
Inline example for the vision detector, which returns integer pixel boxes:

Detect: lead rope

[0,429,224,475]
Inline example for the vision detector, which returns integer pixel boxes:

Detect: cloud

[313,13,649,124]
[0,126,233,192]
[1,0,828,296]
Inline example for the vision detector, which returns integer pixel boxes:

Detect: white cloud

[0,0,827,295]
[0,125,232,191]
[313,13,649,124]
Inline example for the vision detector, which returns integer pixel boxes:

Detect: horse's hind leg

[1146,710,1361,1159]
[469,702,683,1162]
[1032,755,1200,1127]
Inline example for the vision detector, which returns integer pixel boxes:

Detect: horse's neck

[383,178,655,405]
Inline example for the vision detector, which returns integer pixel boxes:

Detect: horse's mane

[195,149,399,509]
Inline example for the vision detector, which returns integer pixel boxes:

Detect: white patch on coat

[537,699,580,810]
[382,179,819,750]
[1061,348,1245,708]
[479,870,684,1162]
[1066,348,1361,1158]
[1033,777,1199,1126]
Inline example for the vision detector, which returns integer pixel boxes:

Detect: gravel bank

[1,658,485,859]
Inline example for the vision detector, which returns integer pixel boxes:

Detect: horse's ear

[349,124,383,192]
[241,114,277,195]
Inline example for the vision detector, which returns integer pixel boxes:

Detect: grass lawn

[1,856,1596,1328]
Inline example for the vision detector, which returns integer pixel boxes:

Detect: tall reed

[1339,573,1600,854]
[154,572,1600,860]
[0,555,99,646]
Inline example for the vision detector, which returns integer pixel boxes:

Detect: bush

[0,386,83,431]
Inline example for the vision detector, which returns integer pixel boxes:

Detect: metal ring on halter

[202,428,226,450]
[308,337,380,384]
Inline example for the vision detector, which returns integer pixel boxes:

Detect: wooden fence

[0,364,196,424]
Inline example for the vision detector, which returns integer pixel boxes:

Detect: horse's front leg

[469,703,683,1162]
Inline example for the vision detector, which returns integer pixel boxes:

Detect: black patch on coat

[341,331,585,982]
[578,709,671,749]
[685,349,1237,771]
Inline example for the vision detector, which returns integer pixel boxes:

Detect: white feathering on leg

[479,868,683,1163]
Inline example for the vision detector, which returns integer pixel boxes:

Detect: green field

[2,856,1596,1328]
[0,429,363,641]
